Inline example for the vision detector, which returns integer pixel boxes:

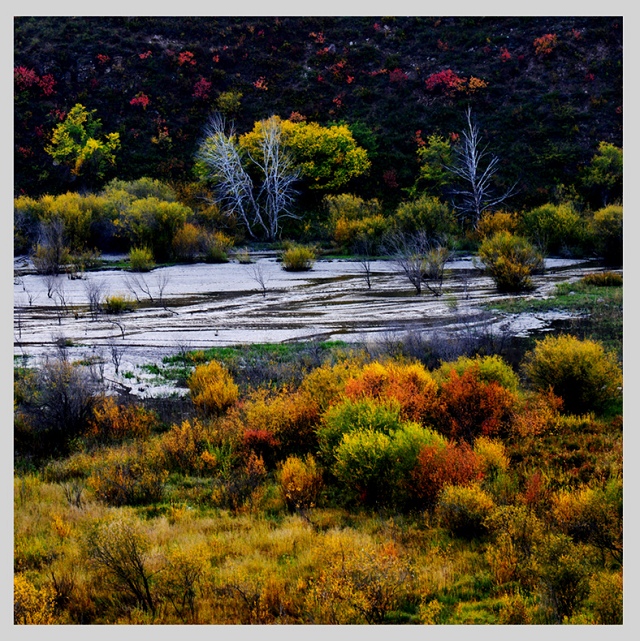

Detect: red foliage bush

[425,69,466,95]
[434,369,517,443]
[411,441,483,506]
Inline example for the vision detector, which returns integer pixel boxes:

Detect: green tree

[45,104,120,188]
[240,116,370,192]
[581,141,622,207]
[414,134,453,196]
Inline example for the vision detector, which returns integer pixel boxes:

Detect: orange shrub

[511,389,563,438]
[187,360,239,416]
[344,360,439,423]
[411,441,483,507]
[86,397,157,443]
[160,418,218,475]
[435,369,518,443]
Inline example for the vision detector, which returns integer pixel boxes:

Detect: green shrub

[518,202,587,255]
[103,177,177,202]
[535,534,593,622]
[318,397,403,463]
[478,231,544,292]
[484,505,544,588]
[591,204,622,265]
[332,428,393,504]
[435,483,495,538]
[393,195,457,238]
[281,244,316,271]
[128,246,154,271]
[103,295,135,314]
[521,334,622,414]
[117,197,190,260]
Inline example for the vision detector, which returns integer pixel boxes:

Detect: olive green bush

[518,202,587,256]
[280,244,316,271]
[591,204,622,265]
[478,231,544,292]
[521,334,622,414]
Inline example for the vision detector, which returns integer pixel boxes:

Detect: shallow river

[14,253,602,397]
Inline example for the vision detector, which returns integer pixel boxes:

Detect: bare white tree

[447,107,517,230]
[197,114,300,241]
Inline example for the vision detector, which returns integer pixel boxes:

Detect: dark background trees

[15,16,622,211]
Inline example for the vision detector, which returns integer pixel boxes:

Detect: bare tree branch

[197,114,300,241]
[446,107,517,230]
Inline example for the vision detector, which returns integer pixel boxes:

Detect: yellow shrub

[187,360,239,416]
[436,484,495,538]
[478,210,518,238]
[160,418,218,475]
[304,530,413,624]
[473,436,509,478]
[172,222,205,261]
[14,573,56,624]
[299,359,360,411]
[87,443,168,506]
[277,455,323,510]
[522,334,622,414]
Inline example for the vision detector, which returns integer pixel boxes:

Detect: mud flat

[14,255,600,397]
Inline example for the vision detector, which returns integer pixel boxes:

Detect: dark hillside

[14,16,622,209]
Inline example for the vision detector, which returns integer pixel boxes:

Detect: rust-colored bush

[242,429,281,469]
[86,397,157,444]
[411,441,483,507]
[435,368,518,443]
[344,360,439,423]
[187,360,239,416]
[511,389,563,438]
